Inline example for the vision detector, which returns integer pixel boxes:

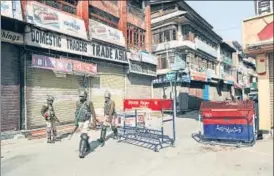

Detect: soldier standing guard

[41,95,60,143]
[74,90,96,158]
[97,91,118,143]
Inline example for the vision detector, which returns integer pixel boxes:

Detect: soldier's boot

[79,133,89,158]
[111,126,118,139]
[47,128,52,143]
[52,129,58,142]
[97,126,107,143]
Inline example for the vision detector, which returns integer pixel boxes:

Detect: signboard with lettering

[32,54,97,75]
[129,61,156,76]
[190,70,207,82]
[255,0,273,15]
[89,19,126,47]
[91,43,128,63]
[25,1,87,40]
[25,27,129,64]
[124,99,173,111]
[141,51,157,65]
[1,30,23,45]
[1,0,23,21]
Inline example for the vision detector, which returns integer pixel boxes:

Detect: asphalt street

[1,111,273,176]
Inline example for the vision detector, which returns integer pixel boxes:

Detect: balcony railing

[127,3,145,19]
[195,38,218,58]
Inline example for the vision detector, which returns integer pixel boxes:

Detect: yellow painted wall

[257,54,271,131]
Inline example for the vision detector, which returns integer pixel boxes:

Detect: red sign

[123,99,173,111]
[68,59,97,74]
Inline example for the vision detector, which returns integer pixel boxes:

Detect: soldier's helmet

[79,90,87,97]
[104,91,111,98]
[47,95,54,101]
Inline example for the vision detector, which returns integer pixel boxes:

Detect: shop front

[88,19,128,113]
[189,70,207,109]
[126,50,157,99]
[1,1,25,131]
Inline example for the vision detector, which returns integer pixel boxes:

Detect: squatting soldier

[41,95,60,143]
[98,91,118,143]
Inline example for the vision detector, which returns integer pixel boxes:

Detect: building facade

[242,12,273,132]
[150,0,237,111]
[228,41,257,99]
[1,0,157,131]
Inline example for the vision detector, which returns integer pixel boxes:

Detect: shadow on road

[177,110,200,121]
[83,133,114,157]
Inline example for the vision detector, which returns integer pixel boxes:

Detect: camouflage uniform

[41,96,60,143]
[75,91,96,133]
[98,91,118,143]
[75,90,96,158]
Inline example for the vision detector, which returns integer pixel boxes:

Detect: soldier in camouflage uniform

[75,90,96,133]
[97,91,118,143]
[74,90,97,158]
[41,95,60,143]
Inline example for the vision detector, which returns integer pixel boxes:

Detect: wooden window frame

[36,0,77,15]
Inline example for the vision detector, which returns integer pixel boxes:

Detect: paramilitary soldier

[41,95,60,143]
[97,91,118,143]
[74,90,96,158]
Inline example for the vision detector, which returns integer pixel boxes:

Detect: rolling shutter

[1,43,20,131]
[90,63,125,113]
[126,74,152,99]
[26,57,84,129]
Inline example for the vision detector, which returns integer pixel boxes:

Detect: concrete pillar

[77,1,89,33]
[145,1,152,52]
[118,1,127,43]
[177,24,183,41]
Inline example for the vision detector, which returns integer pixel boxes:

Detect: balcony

[152,40,196,52]
[221,55,233,65]
[195,38,218,58]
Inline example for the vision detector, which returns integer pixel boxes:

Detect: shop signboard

[165,71,177,82]
[32,54,97,74]
[141,51,157,65]
[89,19,126,47]
[1,0,23,21]
[129,61,156,76]
[32,54,73,73]
[1,30,23,45]
[190,70,207,82]
[25,1,87,40]
[69,59,97,75]
[25,27,129,64]
[124,99,173,111]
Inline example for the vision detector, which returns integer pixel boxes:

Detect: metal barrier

[192,100,257,148]
[117,99,176,152]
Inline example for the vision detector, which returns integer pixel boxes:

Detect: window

[157,54,168,69]
[36,0,77,15]
[127,23,145,49]
[90,6,119,28]
[152,28,177,44]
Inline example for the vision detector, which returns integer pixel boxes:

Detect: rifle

[68,125,79,140]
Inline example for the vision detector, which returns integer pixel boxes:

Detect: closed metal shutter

[209,84,219,101]
[189,82,203,110]
[126,75,152,99]
[26,58,84,129]
[269,53,273,128]
[1,43,20,131]
[90,63,125,113]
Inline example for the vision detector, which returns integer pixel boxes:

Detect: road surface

[1,111,273,176]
